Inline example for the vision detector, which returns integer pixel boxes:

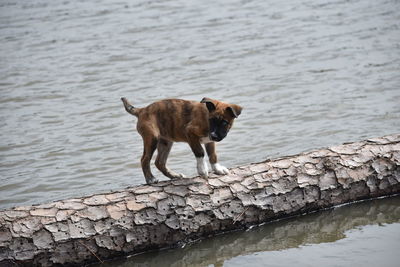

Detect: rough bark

[103,196,400,267]
[1,134,399,266]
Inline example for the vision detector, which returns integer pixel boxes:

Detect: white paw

[212,163,230,175]
[196,157,209,178]
[169,171,186,179]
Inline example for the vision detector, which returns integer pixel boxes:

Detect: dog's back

[139,99,208,142]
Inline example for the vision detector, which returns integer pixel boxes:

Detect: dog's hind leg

[155,139,186,179]
[141,135,158,184]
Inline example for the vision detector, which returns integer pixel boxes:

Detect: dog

[121,97,242,184]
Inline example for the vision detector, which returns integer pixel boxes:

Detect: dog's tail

[121,97,140,117]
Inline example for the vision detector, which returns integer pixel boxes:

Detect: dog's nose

[210,132,219,140]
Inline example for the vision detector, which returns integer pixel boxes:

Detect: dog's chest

[200,137,213,144]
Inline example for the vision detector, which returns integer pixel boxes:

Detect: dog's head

[201,97,242,142]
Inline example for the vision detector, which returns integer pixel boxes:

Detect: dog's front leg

[205,142,230,175]
[187,138,209,178]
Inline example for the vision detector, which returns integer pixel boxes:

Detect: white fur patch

[196,157,209,178]
[200,136,213,144]
[212,163,230,175]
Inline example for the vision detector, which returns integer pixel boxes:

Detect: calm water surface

[1,0,399,208]
[1,0,400,265]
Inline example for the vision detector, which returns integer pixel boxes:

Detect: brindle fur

[121,97,242,184]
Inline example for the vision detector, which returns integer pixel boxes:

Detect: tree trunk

[1,134,399,266]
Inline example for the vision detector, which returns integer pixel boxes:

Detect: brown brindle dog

[121,97,242,184]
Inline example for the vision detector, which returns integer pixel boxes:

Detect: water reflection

[99,196,400,267]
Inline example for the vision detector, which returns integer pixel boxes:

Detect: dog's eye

[221,120,228,126]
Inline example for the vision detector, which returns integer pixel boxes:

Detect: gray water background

[1,0,400,265]
[1,0,399,209]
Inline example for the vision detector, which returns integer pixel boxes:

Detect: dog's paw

[212,163,230,175]
[196,157,209,178]
[169,172,186,179]
[146,176,159,184]
[199,172,209,178]
[198,168,209,178]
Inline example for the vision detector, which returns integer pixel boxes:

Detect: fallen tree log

[1,134,399,266]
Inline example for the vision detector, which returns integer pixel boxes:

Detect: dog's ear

[201,97,216,112]
[226,104,242,118]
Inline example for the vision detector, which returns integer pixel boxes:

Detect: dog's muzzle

[210,132,224,142]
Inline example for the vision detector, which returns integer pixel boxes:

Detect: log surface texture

[1,134,400,266]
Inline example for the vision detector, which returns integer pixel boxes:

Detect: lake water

[1,0,399,265]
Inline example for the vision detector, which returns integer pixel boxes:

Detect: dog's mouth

[210,137,222,142]
[210,132,224,142]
